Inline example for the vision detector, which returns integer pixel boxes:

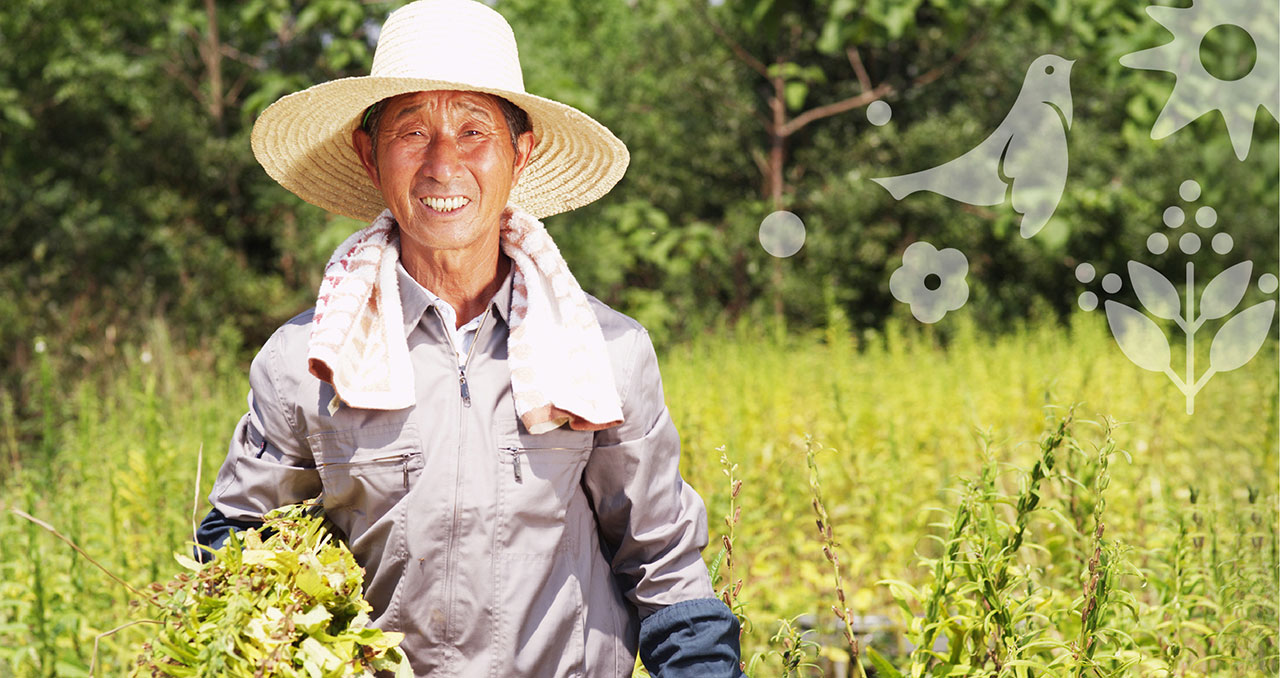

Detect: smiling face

[353,90,534,258]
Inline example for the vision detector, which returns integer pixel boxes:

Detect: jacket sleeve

[194,507,265,560]
[198,329,322,554]
[638,598,744,677]
[582,328,743,676]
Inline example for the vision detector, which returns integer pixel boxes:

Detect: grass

[0,309,1275,677]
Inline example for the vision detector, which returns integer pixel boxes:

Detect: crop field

[0,312,1275,677]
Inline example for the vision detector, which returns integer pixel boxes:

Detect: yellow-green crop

[133,503,409,678]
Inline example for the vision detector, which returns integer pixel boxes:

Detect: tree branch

[911,25,988,89]
[162,61,203,103]
[700,74,771,131]
[691,0,770,79]
[225,71,254,110]
[846,46,873,93]
[780,25,990,138]
[779,83,892,137]
[220,43,267,70]
[202,0,225,131]
[958,203,1000,220]
[749,147,769,174]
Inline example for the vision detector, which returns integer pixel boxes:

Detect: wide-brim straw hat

[251,0,629,221]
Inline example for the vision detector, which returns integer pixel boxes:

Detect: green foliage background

[2,0,1275,376]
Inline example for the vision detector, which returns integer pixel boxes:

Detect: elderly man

[196,1,742,676]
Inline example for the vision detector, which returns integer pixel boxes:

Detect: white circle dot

[1196,206,1217,228]
[1075,263,1096,283]
[1147,233,1169,255]
[1078,291,1098,311]
[758,211,806,258]
[1260,274,1278,295]
[867,100,893,126]
[1102,273,1122,294]
[1211,233,1233,254]
[1179,232,1201,254]
[1163,206,1185,228]
[1179,180,1201,201]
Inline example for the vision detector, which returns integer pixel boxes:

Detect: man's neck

[403,246,510,328]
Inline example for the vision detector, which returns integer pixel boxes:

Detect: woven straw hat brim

[251,76,629,221]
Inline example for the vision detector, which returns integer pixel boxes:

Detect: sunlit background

[0,1,1276,676]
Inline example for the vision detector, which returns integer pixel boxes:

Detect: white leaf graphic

[1105,300,1171,373]
[1198,261,1252,321]
[1128,261,1180,320]
[1209,300,1276,373]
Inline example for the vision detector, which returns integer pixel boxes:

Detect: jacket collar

[397,259,514,338]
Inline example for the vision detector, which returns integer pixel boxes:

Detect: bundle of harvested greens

[133,503,410,678]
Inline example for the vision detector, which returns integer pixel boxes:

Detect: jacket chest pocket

[497,426,592,556]
[308,424,424,539]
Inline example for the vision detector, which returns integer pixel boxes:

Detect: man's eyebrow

[391,103,425,122]
[455,100,497,121]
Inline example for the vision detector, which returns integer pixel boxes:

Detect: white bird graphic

[872,54,1074,239]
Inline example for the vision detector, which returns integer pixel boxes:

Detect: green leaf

[866,646,905,678]
[294,605,332,634]
[174,552,204,572]
[785,81,808,111]
[817,18,844,54]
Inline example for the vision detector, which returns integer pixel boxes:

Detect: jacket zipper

[436,306,492,408]
[436,302,493,646]
[317,453,413,488]
[499,446,582,483]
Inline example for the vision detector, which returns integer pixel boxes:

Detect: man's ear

[352,127,381,190]
[510,130,536,184]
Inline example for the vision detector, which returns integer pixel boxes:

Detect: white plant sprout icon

[1077,180,1277,414]
[1120,0,1279,161]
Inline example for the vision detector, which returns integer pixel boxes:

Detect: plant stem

[1075,421,1116,676]
[806,438,867,678]
[1185,262,1195,414]
[10,507,155,603]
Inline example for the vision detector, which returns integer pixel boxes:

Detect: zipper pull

[459,368,471,407]
[403,458,410,489]
[511,451,522,483]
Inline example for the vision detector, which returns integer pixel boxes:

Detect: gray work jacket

[208,263,715,677]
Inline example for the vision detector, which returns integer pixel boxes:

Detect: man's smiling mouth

[420,196,471,212]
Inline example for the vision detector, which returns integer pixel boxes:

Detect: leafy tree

[0,0,405,437]
[1,0,1274,432]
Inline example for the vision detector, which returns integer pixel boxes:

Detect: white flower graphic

[889,241,970,323]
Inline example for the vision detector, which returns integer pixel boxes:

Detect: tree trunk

[202,0,224,136]
[768,69,786,323]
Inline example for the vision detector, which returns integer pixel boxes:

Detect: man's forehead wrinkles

[387,93,500,125]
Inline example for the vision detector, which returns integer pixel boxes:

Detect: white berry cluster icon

[1075,180,1277,414]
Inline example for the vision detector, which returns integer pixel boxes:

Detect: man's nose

[419,137,461,182]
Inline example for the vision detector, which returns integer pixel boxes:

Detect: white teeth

[421,196,469,212]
